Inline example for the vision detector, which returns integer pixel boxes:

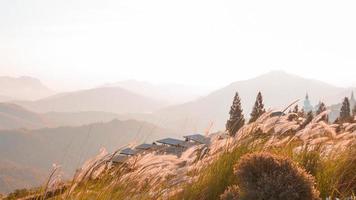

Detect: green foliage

[316,102,328,122]
[249,92,265,123]
[220,185,240,200]
[176,145,252,200]
[299,111,314,129]
[226,92,245,136]
[4,189,30,200]
[340,97,351,123]
[315,145,356,199]
[293,104,299,113]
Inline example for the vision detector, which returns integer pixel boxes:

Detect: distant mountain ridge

[0,103,138,130]
[0,119,175,193]
[153,71,356,132]
[3,71,355,132]
[104,80,209,104]
[14,86,165,114]
[0,103,52,130]
[0,76,54,101]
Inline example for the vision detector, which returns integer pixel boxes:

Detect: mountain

[42,111,122,127]
[0,95,13,102]
[0,76,54,101]
[0,103,52,130]
[14,87,165,114]
[104,80,209,104]
[0,160,45,194]
[0,119,175,193]
[0,103,140,130]
[154,71,353,132]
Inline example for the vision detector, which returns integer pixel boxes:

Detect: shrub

[220,185,240,200]
[176,145,252,200]
[4,189,30,200]
[234,152,320,200]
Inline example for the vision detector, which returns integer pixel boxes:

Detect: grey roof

[119,148,137,156]
[183,134,210,144]
[156,138,186,146]
[112,155,128,163]
[135,143,154,150]
[270,111,285,117]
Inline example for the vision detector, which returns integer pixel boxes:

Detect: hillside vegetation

[154,71,356,132]
[0,119,174,194]
[13,110,356,200]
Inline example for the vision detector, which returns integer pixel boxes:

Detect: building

[135,143,155,150]
[112,155,128,164]
[183,134,210,144]
[156,138,187,147]
[119,148,137,156]
[303,93,313,112]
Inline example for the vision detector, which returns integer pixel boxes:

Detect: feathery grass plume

[220,185,240,200]
[69,148,110,193]
[234,152,320,200]
[57,108,356,200]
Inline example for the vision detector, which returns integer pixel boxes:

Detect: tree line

[226,92,356,136]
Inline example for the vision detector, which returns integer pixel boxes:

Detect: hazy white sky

[1,0,356,91]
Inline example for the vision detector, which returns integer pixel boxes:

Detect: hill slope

[0,103,52,130]
[14,87,164,114]
[155,71,354,131]
[51,111,356,200]
[105,80,208,104]
[0,103,135,130]
[0,119,175,193]
[42,111,123,127]
[0,76,53,101]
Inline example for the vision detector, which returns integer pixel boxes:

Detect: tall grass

[174,145,252,200]
[10,111,356,200]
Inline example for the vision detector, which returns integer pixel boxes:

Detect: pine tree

[339,97,351,123]
[249,92,266,123]
[226,92,245,136]
[300,111,313,129]
[299,108,305,118]
[293,105,299,113]
[316,102,328,122]
[352,104,356,120]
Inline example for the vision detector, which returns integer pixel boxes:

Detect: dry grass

[15,111,356,200]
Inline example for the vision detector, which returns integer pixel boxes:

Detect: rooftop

[112,155,128,163]
[119,148,137,156]
[183,134,210,144]
[135,143,154,150]
[156,138,186,147]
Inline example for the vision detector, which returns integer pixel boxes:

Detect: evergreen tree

[352,104,356,120]
[299,108,305,118]
[339,97,351,123]
[226,92,245,136]
[300,111,313,129]
[293,105,299,113]
[249,92,266,123]
[316,102,328,122]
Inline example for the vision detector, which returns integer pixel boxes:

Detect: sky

[1,0,356,92]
